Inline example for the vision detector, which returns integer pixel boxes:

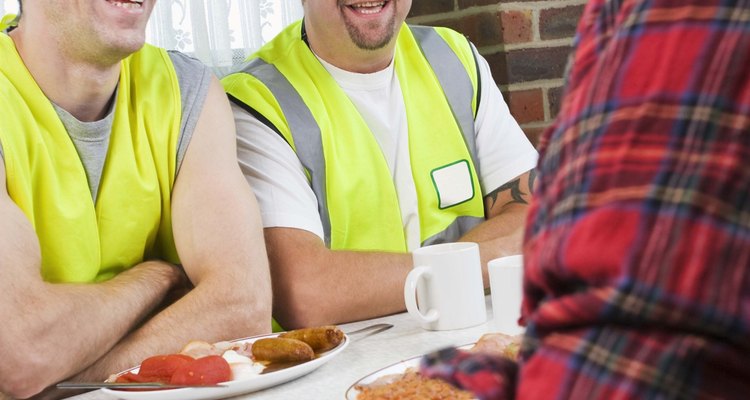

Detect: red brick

[458,0,504,7]
[547,86,565,118]
[505,46,572,84]
[425,11,530,46]
[408,0,454,18]
[482,51,509,86]
[436,13,503,48]
[521,126,549,148]
[500,10,532,44]
[505,88,545,124]
[425,17,460,34]
[540,5,585,40]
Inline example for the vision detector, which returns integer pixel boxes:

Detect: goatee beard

[340,1,397,50]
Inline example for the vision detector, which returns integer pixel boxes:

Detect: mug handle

[404,266,439,324]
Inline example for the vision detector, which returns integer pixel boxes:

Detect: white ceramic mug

[404,242,487,331]
[488,255,524,335]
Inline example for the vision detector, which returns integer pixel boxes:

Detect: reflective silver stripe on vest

[422,215,484,246]
[410,26,481,180]
[238,25,483,247]
[238,58,333,245]
[410,26,483,245]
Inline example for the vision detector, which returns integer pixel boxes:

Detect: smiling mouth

[106,0,144,10]
[346,1,389,15]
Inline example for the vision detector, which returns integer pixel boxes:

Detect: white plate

[345,356,419,400]
[104,333,349,400]
[345,344,473,400]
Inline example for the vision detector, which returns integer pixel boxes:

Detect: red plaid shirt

[521,0,750,398]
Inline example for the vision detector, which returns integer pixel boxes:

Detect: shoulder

[226,19,304,76]
[127,46,211,81]
[406,24,472,50]
[166,50,212,85]
[167,50,213,112]
[159,51,213,113]
[404,24,476,76]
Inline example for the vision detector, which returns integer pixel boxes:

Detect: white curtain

[1,0,303,77]
[147,0,303,76]
[0,0,12,18]
[1,0,18,20]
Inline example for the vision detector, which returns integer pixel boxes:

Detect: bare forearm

[459,203,528,286]
[0,171,180,397]
[0,260,179,397]
[74,96,278,380]
[267,229,413,329]
[99,75,276,378]
[71,271,270,383]
[271,204,528,327]
[315,249,412,324]
[459,171,534,286]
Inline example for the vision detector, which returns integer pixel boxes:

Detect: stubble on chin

[338,1,398,50]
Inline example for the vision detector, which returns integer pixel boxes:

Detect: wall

[407,0,586,146]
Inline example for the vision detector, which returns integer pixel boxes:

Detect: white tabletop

[66,296,498,400]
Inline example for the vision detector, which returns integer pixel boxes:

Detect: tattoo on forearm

[528,169,537,191]
[487,178,528,209]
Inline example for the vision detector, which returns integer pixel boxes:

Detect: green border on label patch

[430,159,475,210]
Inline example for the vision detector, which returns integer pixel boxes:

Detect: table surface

[66,296,500,400]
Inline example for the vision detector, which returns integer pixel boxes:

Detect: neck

[9,26,121,122]
[305,27,396,74]
[312,45,394,74]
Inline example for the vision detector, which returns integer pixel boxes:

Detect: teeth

[352,2,385,8]
[112,2,141,9]
[108,0,143,8]
[350,1,385,14]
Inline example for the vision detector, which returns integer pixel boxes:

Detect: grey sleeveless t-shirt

[0,51,211,202]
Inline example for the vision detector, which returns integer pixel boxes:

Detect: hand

[26,386,83,400]
[126,260,193,330]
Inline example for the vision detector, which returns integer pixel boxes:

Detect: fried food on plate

[355,332,522,399]
[278,325,345,352]
[251,337,315,363]
[470,332,522,360]
[356,370,473,400]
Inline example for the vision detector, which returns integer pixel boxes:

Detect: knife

[346,323,393,342]
[57,382,227,390]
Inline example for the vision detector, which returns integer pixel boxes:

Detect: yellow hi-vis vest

[0,34,182,283]
[223,21,485,252]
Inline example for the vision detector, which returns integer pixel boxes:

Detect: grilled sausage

[251,337,314,363]
[278,325,345,353]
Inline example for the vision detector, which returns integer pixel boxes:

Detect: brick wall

[407,0,586,146]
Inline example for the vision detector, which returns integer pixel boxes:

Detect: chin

[89,41,146,65]
[107,34,148,57]
[120,40,147,54]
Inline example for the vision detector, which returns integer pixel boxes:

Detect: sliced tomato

[170,355,231,385]
[137,354,194,383]
[115,371,154,383]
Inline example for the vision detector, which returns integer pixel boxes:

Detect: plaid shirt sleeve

[520,0,750,398]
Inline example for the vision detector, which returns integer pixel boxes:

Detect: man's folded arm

[460,170,535,286]
[0,161,184,398]
[67,76,273,384]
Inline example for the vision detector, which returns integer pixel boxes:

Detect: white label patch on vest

[431,160,475,209]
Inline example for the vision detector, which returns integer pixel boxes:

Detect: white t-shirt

[234,49,538,251]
